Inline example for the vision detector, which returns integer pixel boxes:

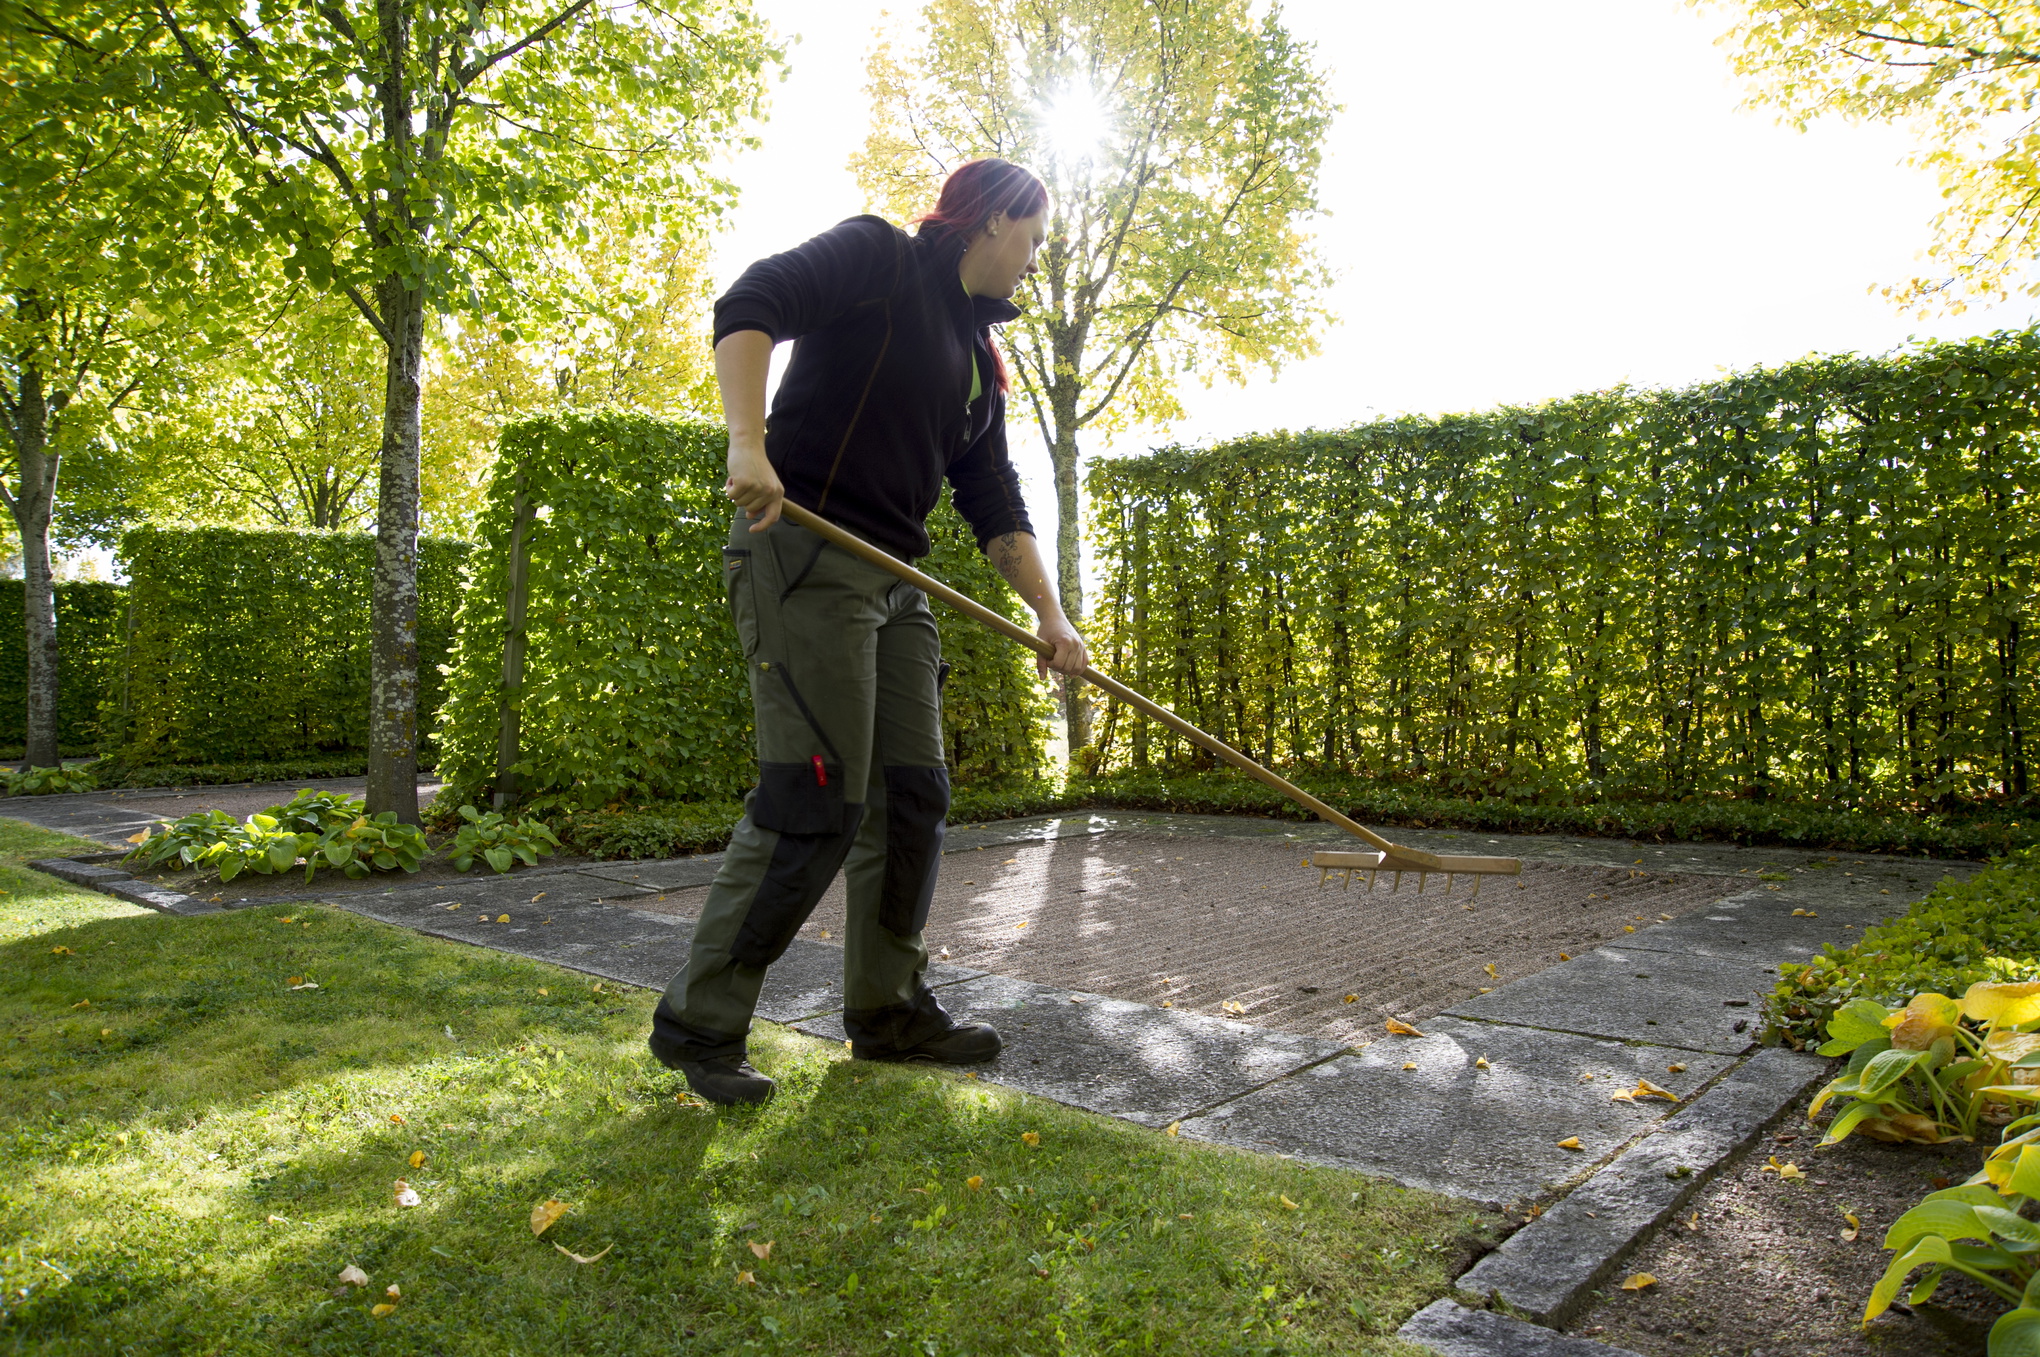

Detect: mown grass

[0,827,1482,1356]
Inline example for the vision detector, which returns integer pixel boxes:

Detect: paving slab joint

[1451,1047,1828,1327]
[1160,1044,1357,1127]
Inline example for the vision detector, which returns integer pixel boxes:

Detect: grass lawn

[0,821,1485,1355]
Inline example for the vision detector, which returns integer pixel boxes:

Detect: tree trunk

[5,359,62,770]
[1049,396,1086,754]
[366,273,424,821]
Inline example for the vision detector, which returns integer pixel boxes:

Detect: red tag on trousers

[812,755,827,786]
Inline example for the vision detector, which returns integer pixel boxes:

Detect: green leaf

[1823,998,1895,1054]
[484,846,513,874]
[1990,1308,2040,1357]
[1858,1048,1928,1101]
[1867,1236,1954,1325]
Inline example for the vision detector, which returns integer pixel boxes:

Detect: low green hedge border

[1764,846,2040,1050]
[70,754,385,790]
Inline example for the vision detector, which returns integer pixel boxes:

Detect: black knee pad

[730,805,866,968]
[878,764,949,937]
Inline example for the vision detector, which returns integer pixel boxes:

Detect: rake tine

[1367,869,1378,892]
[1472,875,1483,901]
[1446,873,1456,896]
[1392,870,1403,893]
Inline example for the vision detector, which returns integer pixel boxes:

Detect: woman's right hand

[725,439,784,531]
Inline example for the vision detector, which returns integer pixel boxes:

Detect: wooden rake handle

[775,502,1518,876]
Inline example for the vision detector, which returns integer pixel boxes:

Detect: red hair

[915,159,1047,394]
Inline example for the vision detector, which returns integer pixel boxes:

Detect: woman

[648,159,1089,1106]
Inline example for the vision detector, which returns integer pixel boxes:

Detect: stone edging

[29,857,223,915]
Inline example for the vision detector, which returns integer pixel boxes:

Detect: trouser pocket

[752,759,848,835]
[723,548,757,658]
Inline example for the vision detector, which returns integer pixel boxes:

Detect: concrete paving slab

[1175,1017,1734,1207]
[1455,1049,1827,1324]
[940,815,1122,855]
[578,857,724,891]
[797,972,1344,1128]
[29,858,133,887]
[1401,1300,1645,1357]
[1613,891,1891,965]
[357,873,658,916]
[103,878,221,915]
[1445,947,1781,1055]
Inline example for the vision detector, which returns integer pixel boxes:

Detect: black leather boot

[853,1022,1002,1064]
[675,1054,776,1105]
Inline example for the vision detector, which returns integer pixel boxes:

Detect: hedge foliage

[1765,846,2040,1049]
[0,580,125,755]
[1088,329,2040,810]
[434,413,1048,813]
[111,527,470,763]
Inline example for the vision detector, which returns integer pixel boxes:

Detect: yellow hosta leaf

[748,1240,773,1260]
[1279,1195,1299,1210]
[371,1303,397,1318]
[408,1150,426,1169]
[1385,1018,1423,1036]
[966,1175,984,1189]
[338,1265,369,1286]
[530,1199,570,1236]
[736,1270,757,1286]
[1021,1132,1040,1147]
[1619,1272,1657,1291]
[1888,993,1964,1050]
[555,1243,612,1264]
[1557,1137,1583,1150]
[1841,1211,1861,1243]
[1967,981,2040,1027]
[1985,1031,2040,1063]
[393,1180,421,1208]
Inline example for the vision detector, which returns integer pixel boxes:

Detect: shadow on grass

[1,904,1484,1356]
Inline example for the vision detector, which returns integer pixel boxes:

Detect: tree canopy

[854,0,1334,749]
[1704,0,2040,310]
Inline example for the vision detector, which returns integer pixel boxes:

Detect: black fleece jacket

[712,215,1034,561]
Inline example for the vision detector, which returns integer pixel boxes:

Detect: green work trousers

[650,514,959,1060]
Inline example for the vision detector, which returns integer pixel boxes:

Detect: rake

[778,502,1522,896]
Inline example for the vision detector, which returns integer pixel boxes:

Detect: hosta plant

[5,764,99,795]
[195,814,319,884]
[1811,982,2040,1146]
[126,809,241,870]
[449,805,562,874]
[312,813,431,879]
[261,788,369,835]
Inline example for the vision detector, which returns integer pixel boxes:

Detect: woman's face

[973,210,1047,298]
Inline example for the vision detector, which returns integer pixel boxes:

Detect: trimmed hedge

[110,526,470,764]
[1089,328,2040,809]
[434,413,1048,813]
[0,580,125,755]
[86,753,374,790]
[1765,846,2040,1049]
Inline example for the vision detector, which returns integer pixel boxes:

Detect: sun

[1039,81,1116,165]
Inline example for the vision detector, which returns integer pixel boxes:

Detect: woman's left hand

[1035,615,1089,678]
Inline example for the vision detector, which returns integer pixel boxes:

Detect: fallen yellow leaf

[99,1027,110,1037]
[966,1176,983,1190]
[1619,1272,1657,1291]
[385,1284,401,1299]
[1622,925,1636,933]
[1401,1062,1418,1071]
[1165,1122,1181,1137]
[1841,1211,1862,1243]
[1484,962,1499,980]
[70,999,88,1009]
[126,830,148,844]
[496,914,510,923]
[50,946,71,955]
[1385,1018,1424,1036]
[1633,1078,1680,1102]
[1559,952,1571,961]
[1557,1137,1583,1150]
[1342,994,1358,1004]
[531,1199,570,1235]
[389,1114,404,1124]
[555,1243,612,1264]
[408,1150,426,1169]
[530,892,546,902]
[1778,1163,1806,1181]
[371,1303,397,1318]
[1609,1090,1636,1104]
[1021,1132,1041,1147]
[338,1264,369,1286]
[1668,1063,1687,1074]
[748,1240,773,1260]
[1221,1000,1246,1016]
[538,988,548,996]
[736,1270,757,1286]
[393,1180,421,1208]
[1686,1211,1700,1231]
[286,976,304,987]
[1279,1195,1299,1210]
[1474,1056,1491,1070]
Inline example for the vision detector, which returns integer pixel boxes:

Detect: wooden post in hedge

[493,477,536,810]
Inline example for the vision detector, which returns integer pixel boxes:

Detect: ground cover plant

[0,856,1484,1354]
[1768,847,2040,1049]
[446,806,561,874]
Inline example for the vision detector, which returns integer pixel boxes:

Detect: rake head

[1310,847,1521,898]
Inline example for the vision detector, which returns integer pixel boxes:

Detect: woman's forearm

[987,531,1088,675]
[716,330,782,529]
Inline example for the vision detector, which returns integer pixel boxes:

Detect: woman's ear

[983,210,1005,239]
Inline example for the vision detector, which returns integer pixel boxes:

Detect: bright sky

[710,0,2039,558]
